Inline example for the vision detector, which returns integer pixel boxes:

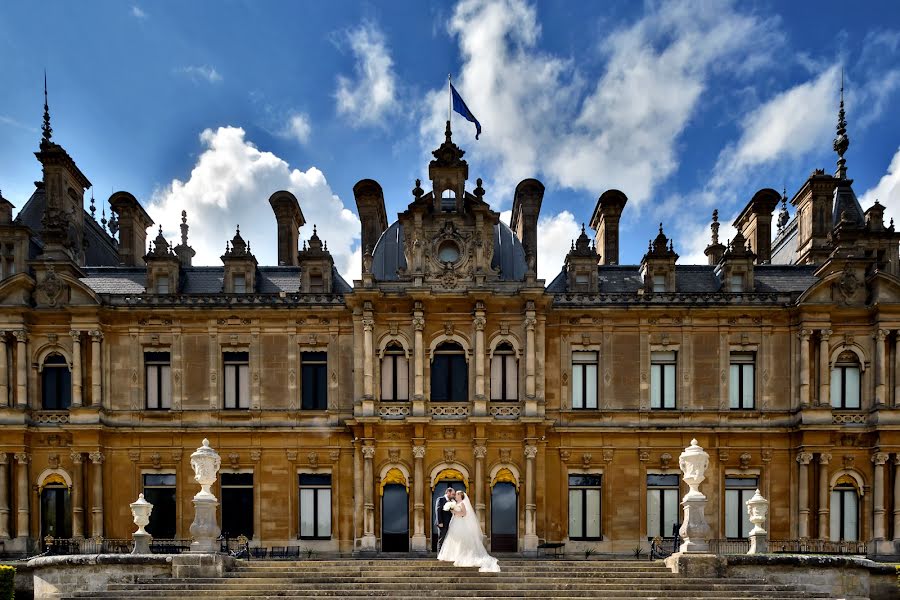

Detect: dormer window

[652,274,666,293]
[233,273,246,294]
[309,271,324,293]
[730,274,743,293]
[156,276,170,295]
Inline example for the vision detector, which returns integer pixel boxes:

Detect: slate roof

[771,216,799,265]
[371,220,528,281]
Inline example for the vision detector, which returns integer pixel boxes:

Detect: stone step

[65,594,833,600]
[131,577,776,587]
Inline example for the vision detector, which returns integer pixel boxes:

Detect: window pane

[830,369,841,407]
[572,364,584,409]
[647,491,661,538]
[740,490,753,538]
[845,368,860,408]
[299,489,315,537]
[396,356,409,400]
[239,364,250,408]
[569,474,602,487]
[221,486,254,538]
[431,356,449,401]
[147,365,159,409]
[829,490,840,541]
[743,364,754,407]
[845,491,858,541]
[381,356,395,400]
[650,364,661,409]
[729,364,739,409]
[144,474,177,486]
[584,364,597,409]
[224,364,236,408]
[299,474,331,486]
[725,489,738,538]
[317,489,331,537]
[450,355,467,401]
[585,489,601,538]
[505,355,517,400]
[647,474,679,486]
[663,364,676,408]
[222,473,254,486]
[490,355,503,400]
[160,365,172,409]
[568,490,582,538]
[663,489,679,538]
[315,364,328,408]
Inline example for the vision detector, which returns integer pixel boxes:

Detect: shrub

[0,564,15,599]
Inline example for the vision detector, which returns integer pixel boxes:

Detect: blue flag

[450,82,482,140]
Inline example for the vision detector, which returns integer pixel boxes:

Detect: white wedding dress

[436,496,501,572]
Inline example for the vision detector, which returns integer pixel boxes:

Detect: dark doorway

[431,479,466,551]
[381,484,409,552]
[491,482,517,552]
[40,485,71,539]
[221,472,254,539]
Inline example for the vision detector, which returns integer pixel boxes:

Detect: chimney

[268,191,305,266]
[733,188,780,264]
[511,179,544,276]
[353,179,388,260]
[0,192,13,224]
[590,190,628,265]
[109,191,153,267]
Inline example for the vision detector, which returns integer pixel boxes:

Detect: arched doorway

[40,475,71,539]
[381,468,409,552]
[491,469,518,552]
[431,469,467,552]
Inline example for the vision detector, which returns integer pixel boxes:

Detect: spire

[41,71,53,146]
[833,69,850,179]
[89,188,96,220]
[180,210,189,245]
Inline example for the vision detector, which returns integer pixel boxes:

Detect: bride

[436,490,501,572]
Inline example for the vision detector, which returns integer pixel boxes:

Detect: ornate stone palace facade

[0,91,899,558]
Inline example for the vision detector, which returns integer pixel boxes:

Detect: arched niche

[429,463,470,489]
[830,469,865,495]
[36,468,72,490]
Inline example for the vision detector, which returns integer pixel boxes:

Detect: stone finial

[777,188,789,232]
[42,70,53,146]
[833,70,850,179]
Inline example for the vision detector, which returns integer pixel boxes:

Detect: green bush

[0,564,15,599]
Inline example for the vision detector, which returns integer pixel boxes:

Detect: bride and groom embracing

[434,488,501,573]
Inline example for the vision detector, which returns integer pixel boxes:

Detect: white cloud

[861,146,900,229]
[420,0,780,208]
[0,115,37,132]
[335,22,398,126]
[536,211,581,281]
[147,126,361,283]
[131,6,147,19]
[176,65,223,84]
[278,113,312,144]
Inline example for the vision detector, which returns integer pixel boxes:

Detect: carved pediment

[0,272,36,306]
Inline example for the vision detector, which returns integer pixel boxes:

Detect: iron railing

[708,539,750,554]
[649,536,681,559]
[41,537,195,555]
[768,539,867,555]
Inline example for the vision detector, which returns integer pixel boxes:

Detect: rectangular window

[143,473,176,539]
[309,272,325,293]
[145,351,172,410]
[490,353,518,401]
[729,353,755,409]
[299,473,332,539]
[221,472,254,539]
[571,351,598,409]
[830,366,861,409]
[647,474,679,539]
[650,351,677,409]
[724,476,758,538]
[830,486,859,541]
[652,274,666,293]
[156,276,170,294]
[233,273,246,294]
[301,352,328,410]
[381,351,409,401]
[568,474,601,540]
[223,351,250,409]
[730,274,743,293]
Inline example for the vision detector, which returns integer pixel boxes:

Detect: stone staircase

[62,558,832,599]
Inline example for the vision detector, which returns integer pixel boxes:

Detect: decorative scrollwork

[489,405,520,419]
[430,404,470,419]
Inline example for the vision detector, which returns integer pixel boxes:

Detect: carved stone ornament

[329,450,340,463]
[602,449,614,463]
[819,452,832,465]
[524,445,538,460]
[443,322,455,337]
[412,316,425,332]
[131,493,153,536]
[388,449,400,463]
[842,454,855,469]
[362,446,376,460]
[638,450,650,462]
[307,452,319,467]
[796,452,813,465]
[37,267,65,307]
[559,449,571,461]
[250,449,262,462]
[739,453,752,469]
[659,453,673,469]
[581,453,592,467]
[286,450,298,462]
[48,453,59,469]
[473,445,486,459]
[872,452,889,466]
[89,451,104,464]
[443,427,456,440]
[127,450,139,463]
[837,263,862,304]
[443,448,456,462]
[150,452,162,468]
[228,453,240,469]
[499,448,511,464]
[412,445,426,460]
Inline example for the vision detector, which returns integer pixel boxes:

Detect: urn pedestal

[188,439,222,553]
[677,439,711,554]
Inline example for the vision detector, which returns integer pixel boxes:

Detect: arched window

[831,351,861,409]
[490,342,518,401]
[431,342,467,402]
[41,353,71,410]
[381,342,409,401]
[829,477,859,541]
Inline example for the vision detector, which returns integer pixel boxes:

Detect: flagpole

[448,73,452,126]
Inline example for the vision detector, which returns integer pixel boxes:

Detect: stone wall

[28,554,172,600]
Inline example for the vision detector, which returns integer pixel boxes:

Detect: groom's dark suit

[435,494,453,552]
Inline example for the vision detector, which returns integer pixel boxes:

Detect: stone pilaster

[895,334,900,407]
[70,452,84,538]
[89,330,103,408]
[70,330,82,408]
[14,330,27,408]
[89,451,104,537]
[797,452,813,538]
[798,330,811,408]
[893,454,900,547]
[411,445,426,551]
[0,454,8,538]
[360,445,376,551]
[361,308,375,416]
[875,330,889,406]
[412,304,425,417]
[817,453,831,540]
[872,452,889,543]
[0,332,8,407]
[523,444,538,552]
[473,302,486,416]
[473,444,487,534]
[524,302,537,417]
[14,452,28,540]
[818,330,831,406]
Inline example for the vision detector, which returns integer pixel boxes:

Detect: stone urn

[678,439,709,500]
[130,493,153,535]
[746,489,769,554]
[190,438,222,500]
[677,439,710,553]
[189,438,222,553]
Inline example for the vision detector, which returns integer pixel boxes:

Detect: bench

[537,542,565,558]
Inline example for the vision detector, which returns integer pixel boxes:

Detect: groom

[435,487,454,552]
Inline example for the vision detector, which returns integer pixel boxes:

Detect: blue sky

[2,0,900,281]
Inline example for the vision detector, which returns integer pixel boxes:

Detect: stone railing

[32,411,70,425]
[430,403,470,419]
[553,291,796,307]
[833,412,866,425]
[489,404,521,419]
[378,404,410,419]
[105,293,345,307]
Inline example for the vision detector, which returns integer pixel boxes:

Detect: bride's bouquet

[443,500,457,512]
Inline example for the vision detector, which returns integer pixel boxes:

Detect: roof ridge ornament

[41,70,53,146]
[833,68,850,180]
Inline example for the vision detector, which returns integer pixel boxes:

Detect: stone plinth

[189,496,220,553]
[677,439,710,553]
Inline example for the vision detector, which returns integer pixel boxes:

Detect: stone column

[524,302,537,401]
[361,312,375,417]
[894,334,900,407]
[893,454,900,545]
[14,330,27,408]
[0,332,8,408]
[360,445,376,550]
[797,452,812,538]
[474,444,487,535]
[523,444,538,552]
[0,454,8,538]
[818,330,831,406]
[90,331,103,408]
[473,303,487,417]
[872,452,889,542]
[70,452,84,538]
[14,452,28,541]
[798,330,811,407]
[817,453,831,540]
[412,305,425,417]
[411,445,426,551]
[89,451,104,537]
[875,330,889,406]
[352,442,363,546]
[70,331,82,408]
